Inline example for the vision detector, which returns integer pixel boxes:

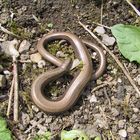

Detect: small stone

[94,26,105,35]
[89,94,97,103]
[127,126,134,133]
[91,52,97,59]
[32,105,39,112]
[132,69,137,74]
[118,129,127,138]
[19,40,31,53]
[0,74,6,88]
[117,78,122,83]
[130,114,138,122]
[21,113,30,125]
[56,51,65,57]
[1,39,19,57]
[118,120,126,128]
[102,34,116,46]
[37,60,46,68]
[111,108,119,117]
[70,59,81,70]
[96,79,102,85]
[36,112,43,118]
[111,68,117,75]
[3,70,11,76]
[84,114,88,120]
[133,108,139,113]
[30,53,42,63]
[0,12,9,24]
[45,117,53,124]
[37,124,46,131]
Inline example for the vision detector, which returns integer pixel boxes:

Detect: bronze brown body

[31,32,106,113]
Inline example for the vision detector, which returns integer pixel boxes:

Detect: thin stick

[24,119,44,134]
[126,0,140,16]
[100,0,103,24]
[7,77,15,117]
[79,21,140,96]
[92,21,111,30]
[91,82,113,93]
[13,56,19,122]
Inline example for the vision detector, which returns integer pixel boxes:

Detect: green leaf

[111,24,140,63]
[0,130,12,140]
[0,117,12,140]
[0,117,7,131]
[61,130,89,140]
[94,136,101,140]
[33,131,51,140]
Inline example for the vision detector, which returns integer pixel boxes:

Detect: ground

[0,0,140,140]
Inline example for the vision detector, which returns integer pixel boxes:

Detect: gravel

[0,0,140,139]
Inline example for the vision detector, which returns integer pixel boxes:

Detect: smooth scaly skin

[31,32,106,114]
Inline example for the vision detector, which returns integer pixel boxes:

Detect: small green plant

[61,130,89,140]
[33,131,51,140]
[0,116,12,140]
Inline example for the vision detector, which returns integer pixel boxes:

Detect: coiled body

[31,32,106,113]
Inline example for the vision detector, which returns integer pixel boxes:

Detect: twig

[24,119,44,134]
[0,24,19,37]
[126,0,140,16]
[92,21,111,30]
[13,56,19,122]
[79,21,140,96]
[103,87,112,109]
[7,77,15,117]
[100,0,103,24]
[91,80,115,93]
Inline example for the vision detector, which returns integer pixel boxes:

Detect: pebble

[0,74,6,88]
[18,40,31,53]
[127,126,134,133]
[132,69,137,74]
[1,39,19,57]
[94,26,105,35]
[133,107,139,113]
[111,108,119,117]
[21,113,30,125]
[56,51,66,57]
[118,129,127,138]
[102,34,116,46]
[70,59,81,70]
[37,60,46,68]
[3,70,11,76]
[117,78,122,83]
[96,79,102,85]
[45,117,53,124]
[118,120,126,128]
[89,94,97,103]
[0,12,9,24]
[32,105,39,112]
[36,112,43,118]
[30,53,42,63]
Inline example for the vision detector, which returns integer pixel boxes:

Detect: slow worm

[31,32,106,113]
